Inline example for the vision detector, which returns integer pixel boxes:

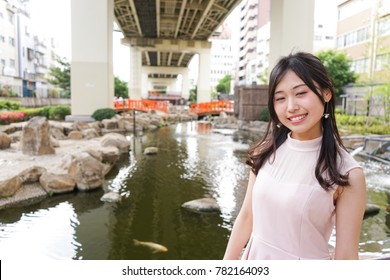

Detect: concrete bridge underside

[70,0,314,117]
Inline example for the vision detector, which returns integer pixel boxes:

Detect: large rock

[66,152,106,191]
[0,132,11,149]
[20,117,55,155]
[0,176,22,198]
[39,172,76,194]
[19,166,46,184]
[100,133,130,153]
[98,146,120,164]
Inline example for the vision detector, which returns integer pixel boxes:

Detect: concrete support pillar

[129,47,143,99]
[141,69,148,99]
[181,70,190,100]
[197,48,211,103]
[70,0,114,116]
[269,0,315,69]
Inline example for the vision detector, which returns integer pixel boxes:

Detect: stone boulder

[144,147,158,155]
[68,130,83,139]
[66,152,106,191]
[101,192,122,203]
[0,132,11,149]
[365,204,381,216]
[19,166,46,184]
[82,128,100,139]
[39,172,76,194]
[100,133,130,153]
[98,146,120,164]
[50,126,67,140]
[0,176,22,198]
[181,198,220,213]
[20,117,55,155]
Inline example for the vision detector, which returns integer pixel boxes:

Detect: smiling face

[273,70,331,140]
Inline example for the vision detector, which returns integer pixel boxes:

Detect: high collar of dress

[286,132,322,152]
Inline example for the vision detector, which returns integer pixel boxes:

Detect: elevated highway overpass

[70,0,315,117]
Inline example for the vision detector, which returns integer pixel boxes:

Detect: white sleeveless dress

[241,133,362,260]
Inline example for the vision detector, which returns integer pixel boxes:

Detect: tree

[258,68,269,85]
[49,57,71,97]
[189,86,197,103]
[114,76,129,98]
[316,50,357,98]
[216,74,232,94]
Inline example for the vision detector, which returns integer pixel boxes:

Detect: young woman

[223,52,366,260]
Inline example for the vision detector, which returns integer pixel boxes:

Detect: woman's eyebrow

[275,83,307,94]
[293,83,307,89]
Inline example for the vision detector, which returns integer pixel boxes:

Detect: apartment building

[0,0,59,98]
[237,0,260,86]
[238,0,339,86]
[336,0,390,83]
[210,22,237,95]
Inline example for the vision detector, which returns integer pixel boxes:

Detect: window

[378,16,390,36]
[8,36,14,46]
[27,48,34,60]
[9,59,15,68]
[351,58,369,73]
[1,59,5,66]
[0,35,5,43]
[25,26,30,37]
[8,14,14,24]
[375,53,390,71]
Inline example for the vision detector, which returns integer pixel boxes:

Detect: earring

[276,123,281,128]
[323,102,329,119]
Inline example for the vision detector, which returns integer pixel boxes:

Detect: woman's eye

[275,97,285,102]
[296,92,307,96]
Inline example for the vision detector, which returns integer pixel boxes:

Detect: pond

[0,121,389,259]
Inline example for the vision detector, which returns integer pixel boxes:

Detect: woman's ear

[323,89,332,102]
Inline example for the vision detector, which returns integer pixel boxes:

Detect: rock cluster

[0,110,198,210]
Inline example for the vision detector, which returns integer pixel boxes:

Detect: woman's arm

[334,167,367,260]
[223,171,256,260]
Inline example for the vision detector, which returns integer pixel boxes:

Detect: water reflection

[0,202,79,259]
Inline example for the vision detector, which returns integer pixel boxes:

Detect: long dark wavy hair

[247,52,349,191]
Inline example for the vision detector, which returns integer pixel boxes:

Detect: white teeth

[290,115,305,121]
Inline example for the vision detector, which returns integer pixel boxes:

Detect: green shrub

[20,108,44,119]
[336,113,390,135]
[48,105,71,120]
[0,100,21,110]
[38,106,51,118]
[259,107,270,122]
[91,108,117,121]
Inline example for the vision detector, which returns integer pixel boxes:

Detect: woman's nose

[287,98,299,112]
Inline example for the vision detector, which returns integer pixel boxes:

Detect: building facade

[336,0,390,83]
[238,0,339,86]
[0,0,60,98]
[237,0,260,86]
[209,23,236,96]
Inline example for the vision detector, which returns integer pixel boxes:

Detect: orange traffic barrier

[189,100,234,114]
[114,99,169,113]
